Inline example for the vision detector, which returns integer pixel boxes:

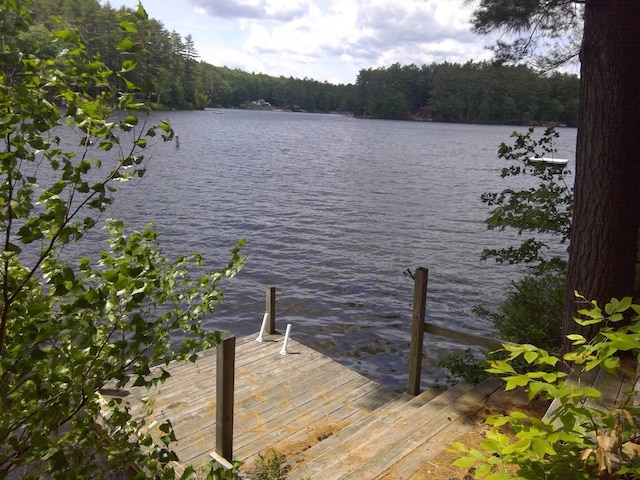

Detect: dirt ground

[405,393,550,480]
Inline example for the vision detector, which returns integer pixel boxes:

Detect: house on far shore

[252,99,272,108]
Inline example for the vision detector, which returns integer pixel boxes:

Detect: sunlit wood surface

[109,332,515,479]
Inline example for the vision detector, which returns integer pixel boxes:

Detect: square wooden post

[407,267,428,396]
[266,286,276,334]
[216,334,235,462]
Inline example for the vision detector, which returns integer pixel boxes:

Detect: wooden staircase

[283,379,504,480]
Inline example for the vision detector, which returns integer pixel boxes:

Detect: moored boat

[528,157,569,167]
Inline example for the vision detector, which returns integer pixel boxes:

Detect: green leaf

[505,375,530,390]
[608,312,624,322]
[575,316,603,326]
[485,473,512,480]
[121,59,138,72]
[532,438,554,457]
[125,114,138,125]
[117,37,137,53]
[122,77,141,93]
[618,296,633,311]
[135,3,149,20]
[119,21,138,33]
[179,467,198,480]
[579,386,601,399]
[602,357,620,372]
[453,456,480,468]
[524,350,537,364]
[567,333,586,344]
[475,464,493,477]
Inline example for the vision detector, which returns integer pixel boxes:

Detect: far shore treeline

[31,0,579,126]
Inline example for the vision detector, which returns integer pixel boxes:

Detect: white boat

[528,157,569,167]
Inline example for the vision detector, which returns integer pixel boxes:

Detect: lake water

[88,109,576,392]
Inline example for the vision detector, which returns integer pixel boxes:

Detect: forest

[29,0,579,126]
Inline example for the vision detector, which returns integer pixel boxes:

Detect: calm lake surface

[98,109,576,391]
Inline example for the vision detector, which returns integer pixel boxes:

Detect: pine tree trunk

[562,0,640,353]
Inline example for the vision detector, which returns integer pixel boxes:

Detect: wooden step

[237,381,394,464]
[286,381,485,479]
[339,379,502,480]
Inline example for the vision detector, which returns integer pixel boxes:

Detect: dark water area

[66,109,577,392]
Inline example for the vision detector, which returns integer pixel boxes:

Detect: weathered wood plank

[102,331,542,480]
[337,380,503,480]
[125,334,315,417]
[174,359,354,456]
[287,380,499,480]
[372,414,485,480]
[424,322,506,351]
[233,371,375,452]
[176,354,378,464]
[250,381,391,461]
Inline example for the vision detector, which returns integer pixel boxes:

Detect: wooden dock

[109,330,512,479]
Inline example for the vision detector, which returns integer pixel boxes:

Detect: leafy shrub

[481,125,572,274]
[0,2,245,477]
[438,349,491,386]
[474,270,565,352]
[439,126,570,386]
[452,294,640,479]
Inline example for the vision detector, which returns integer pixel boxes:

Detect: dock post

[216,333,235,462]
[266,286,276,333]
[407,267,428,396]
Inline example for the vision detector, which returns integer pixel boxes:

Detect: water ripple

[99,110,576,392]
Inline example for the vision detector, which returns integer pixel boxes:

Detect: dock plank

[103,332,527,479]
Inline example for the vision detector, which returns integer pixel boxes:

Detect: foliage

[0,1,244,477]
[437,349,491,386]
[441,125,570,385]
[466,0,583,69]
[355,62,578,125]
[481,125,572,274]
[439,269,565,384]
[250,450,291,480]
[474,271,565,352]
[26,0,580,120]
[452,294,640,479]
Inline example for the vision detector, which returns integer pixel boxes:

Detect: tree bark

[562,0,640,353]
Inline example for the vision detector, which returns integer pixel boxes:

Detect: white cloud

[189,0,311,21]
[112,0,496,84]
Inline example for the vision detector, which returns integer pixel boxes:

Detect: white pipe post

[256,313,269,342]
[280,324,292,355]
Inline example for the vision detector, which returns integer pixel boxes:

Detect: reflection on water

[70,110,577,392]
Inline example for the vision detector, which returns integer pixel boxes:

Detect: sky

[107,0,501,85]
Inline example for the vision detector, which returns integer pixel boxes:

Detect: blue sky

[107,0,499,85]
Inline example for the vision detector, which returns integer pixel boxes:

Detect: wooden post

[216,333,235,462]
[266,286,276,334]
[407,267,428,396]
